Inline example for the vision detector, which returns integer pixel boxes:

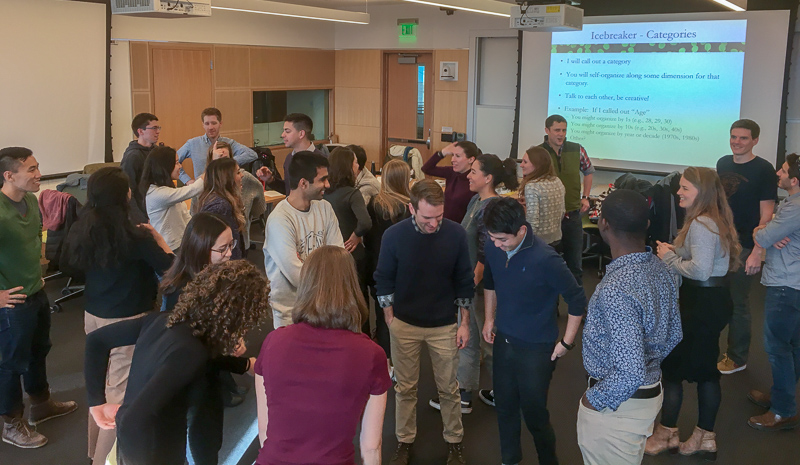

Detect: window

[252,89,330,146]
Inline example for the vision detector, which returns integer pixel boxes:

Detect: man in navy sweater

[375,179,474,465]
[481,197,585,465]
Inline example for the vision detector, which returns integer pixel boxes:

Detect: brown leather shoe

[679,426,716,461]
[747,389,772,410]
[2,417,47,449]
[748,411,800,431]
[645,423,679,455]
[27,398,78,426]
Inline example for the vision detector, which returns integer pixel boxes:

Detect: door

[151,47,214,151]
[385,52,433,162]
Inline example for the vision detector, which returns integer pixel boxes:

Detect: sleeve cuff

[455,297,473,308]
[582,166,596,176]
[377,294,394,308]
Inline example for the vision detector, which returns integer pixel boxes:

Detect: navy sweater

[374,217,474,327]
[484,223,586,346]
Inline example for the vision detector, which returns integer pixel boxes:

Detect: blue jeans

[764,286,800,418]
[561,211,583,287]
[0,290,52,417]
[493,337,558,465]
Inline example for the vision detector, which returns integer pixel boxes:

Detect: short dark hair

[599,189,650,240]
[730,119,760,139]
[201,107,222,122]
[284,113,313,137]
[545,114,567,129]
[0,147,33,188]
[348,144,368,171]
[786,153,800,183]
[454,141,480,160]
[483,197,526,235]
[288,151,329,190]
[328,147,356,191]
[131,113,158,138]
[140,146,177,195]
[410,179,445,210]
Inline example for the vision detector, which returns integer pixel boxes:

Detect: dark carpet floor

[3,247,799,465]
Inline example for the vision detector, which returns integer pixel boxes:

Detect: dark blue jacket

[483,223,585,346]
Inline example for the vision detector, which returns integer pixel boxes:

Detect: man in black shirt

[716,119,777,375]
[120,112,160,222]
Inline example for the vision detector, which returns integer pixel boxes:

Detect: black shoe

[447,442,467,465]
[478,389,495,407]
[389,442,413,465]
[429,397,472,414]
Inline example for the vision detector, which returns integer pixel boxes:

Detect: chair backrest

[83,162,120,175]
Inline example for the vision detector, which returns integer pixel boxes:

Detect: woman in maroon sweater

[421,141,479,222]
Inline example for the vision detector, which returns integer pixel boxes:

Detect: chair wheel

[50,304,62,313]
[61,288,71,296]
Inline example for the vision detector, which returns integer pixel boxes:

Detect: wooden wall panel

[250,48,335,89]
[433,49,470,93]
[271,146,293,178]
[214,46,250,89]
[334,87,381,127]
[432,90,468,136]
[220,130,253,147]
[215,89,252,133]
[335,50,381,89]
[336,125,382,166]
[130,42,150,91]
[132,92,152,115]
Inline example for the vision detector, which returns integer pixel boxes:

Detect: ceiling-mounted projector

[510,1,583,32]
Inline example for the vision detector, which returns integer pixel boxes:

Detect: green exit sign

[400,23,415,36]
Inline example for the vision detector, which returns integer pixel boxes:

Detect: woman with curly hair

[255,246,390,465]
[85,260,270,465]
[197,157,246,259]
[649,167,741,460]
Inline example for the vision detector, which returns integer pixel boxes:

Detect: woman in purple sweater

[421,141,479,223]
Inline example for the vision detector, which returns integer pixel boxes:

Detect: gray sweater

[662,215,730,281]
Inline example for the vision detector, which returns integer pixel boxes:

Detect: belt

[683,274,731,288]
[588,377,662,399]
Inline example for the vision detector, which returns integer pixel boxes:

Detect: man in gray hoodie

[120,112,160,222]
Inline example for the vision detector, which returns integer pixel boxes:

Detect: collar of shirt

[412,216,442,234]
[543,135,563,156]
[506,228,529,259]
[783,191,800,205]
[292,140,316,155]
[604,247,654,274]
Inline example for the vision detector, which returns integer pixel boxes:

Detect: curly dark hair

[167,260,271,355]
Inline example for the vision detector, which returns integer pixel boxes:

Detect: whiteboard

[0,0,106,176]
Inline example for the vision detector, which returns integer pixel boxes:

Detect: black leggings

[660,379,722,432]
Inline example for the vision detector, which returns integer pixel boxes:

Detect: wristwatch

[560,339,575,351]
[581,195,589,200]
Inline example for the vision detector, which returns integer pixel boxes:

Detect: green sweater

[0,192,44,297]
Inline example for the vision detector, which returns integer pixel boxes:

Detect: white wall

[334,3,507,50]
[110,40,133,161]
[111,7,335,48]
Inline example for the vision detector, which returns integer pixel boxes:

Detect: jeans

[457,290,492,392]
[561,211,583,287]
[493,337,558,465]
[726,247,756,365]
[0,290,51,417]
[763,286,800,418]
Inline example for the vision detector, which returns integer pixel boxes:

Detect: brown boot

[27,398,78,426]
[2,417,47,449]
[644,423,679,455]
[679,426,717,461]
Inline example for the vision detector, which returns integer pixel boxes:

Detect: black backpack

[250,146,286,194]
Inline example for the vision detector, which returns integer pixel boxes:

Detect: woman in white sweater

[141,146,204,252]
[518,146,566,246]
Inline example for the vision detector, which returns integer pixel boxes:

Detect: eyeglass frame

[211,239,238,255]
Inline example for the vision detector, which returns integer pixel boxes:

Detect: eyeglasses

[211,239,237,254]
[145,126,162,131]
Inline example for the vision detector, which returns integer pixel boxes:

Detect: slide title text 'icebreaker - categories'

[552,20,747,46]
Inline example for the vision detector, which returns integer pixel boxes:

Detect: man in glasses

[121,112,161,222]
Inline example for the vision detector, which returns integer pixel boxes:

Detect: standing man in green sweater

[539,114,595,287]
[0,147,77,449]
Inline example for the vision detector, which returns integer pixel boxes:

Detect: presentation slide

[548,20,747,169]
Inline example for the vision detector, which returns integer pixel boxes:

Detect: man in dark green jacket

[539,114,595,287]
[0,147,77,449]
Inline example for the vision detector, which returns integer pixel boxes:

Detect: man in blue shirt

[481,197,585,465]
[748,153,800,431]
[579,189,681,465]
[177,107,257,184]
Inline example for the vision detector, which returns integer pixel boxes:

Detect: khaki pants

[85,312,145,464]
[390,318,463,444]
[577,382,663,465]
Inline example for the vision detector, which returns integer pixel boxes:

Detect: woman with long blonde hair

[254,246,390,465]
[649,166,741,460]
[197,157,246,259]
[365,160,412,361]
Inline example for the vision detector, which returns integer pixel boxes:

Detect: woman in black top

[62,167,173,464]
[364,159,411,359]
[159,212,247,465]
[323,147,373,330]
[86,260,271,465]
[197,158,246,259]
